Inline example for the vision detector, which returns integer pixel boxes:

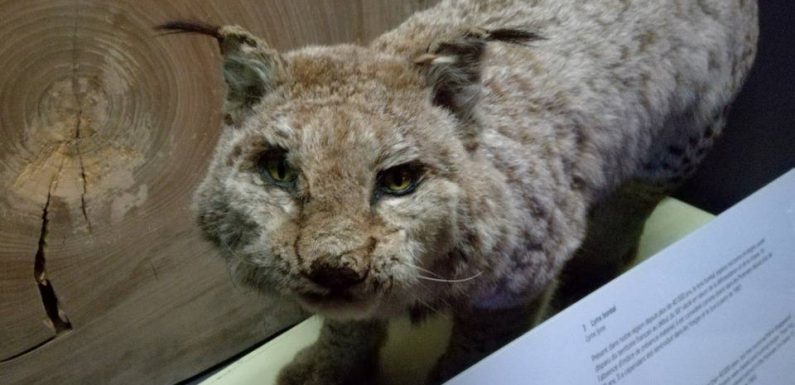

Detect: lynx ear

[158,21,285,126]
[415,29,540,148]
[417,39,484,122]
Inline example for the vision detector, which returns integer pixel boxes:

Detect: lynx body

[175,0,758,383]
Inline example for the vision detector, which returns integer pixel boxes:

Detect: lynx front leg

[548,182,666,316]
[427,298,547,385]
[277,318,386,385]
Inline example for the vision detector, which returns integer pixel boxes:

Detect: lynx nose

[307,260,367,291]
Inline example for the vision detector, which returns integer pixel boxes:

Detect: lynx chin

[160,0,757,383]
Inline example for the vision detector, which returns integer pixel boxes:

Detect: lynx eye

[258,150,297,187]
[378,164,422,196]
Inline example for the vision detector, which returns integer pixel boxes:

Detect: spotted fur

[165,0,758,383]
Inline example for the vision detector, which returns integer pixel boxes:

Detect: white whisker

[415,271,483,283]
[399,260,483,284]
[400,260,444,278]
[413,295,444,317]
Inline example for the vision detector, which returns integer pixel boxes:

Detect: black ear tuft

[470,28,543,45]
[156,21,222,40]
[157,21,285,126]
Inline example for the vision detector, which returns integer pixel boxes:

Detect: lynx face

[186,25,491,319]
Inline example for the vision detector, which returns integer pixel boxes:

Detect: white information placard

[447,169,795,385]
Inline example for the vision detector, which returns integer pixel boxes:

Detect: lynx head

[161,22,525,319]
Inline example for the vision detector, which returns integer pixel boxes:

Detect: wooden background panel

[37,0,227,329]
[201,0,363,49]
[360,0,438,42]
[0,0,307,383]
[0,198,53,361]
[0,0,435,383]
[0,0,83,361]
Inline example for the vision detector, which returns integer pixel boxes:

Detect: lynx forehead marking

[286,47,423,93]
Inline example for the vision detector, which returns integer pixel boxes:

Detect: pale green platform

[201,198,714,385]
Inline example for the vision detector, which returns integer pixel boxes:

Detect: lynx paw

[277,343,378,385]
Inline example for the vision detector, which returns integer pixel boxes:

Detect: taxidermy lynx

[161,0,757,383]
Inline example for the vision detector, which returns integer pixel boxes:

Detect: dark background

[675,0,794,213]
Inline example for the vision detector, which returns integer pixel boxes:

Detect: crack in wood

[73,108,92,233]
[70,0,92,233]
[34,190,73,336]
[149,261,160,281]
[0,335,57,363]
